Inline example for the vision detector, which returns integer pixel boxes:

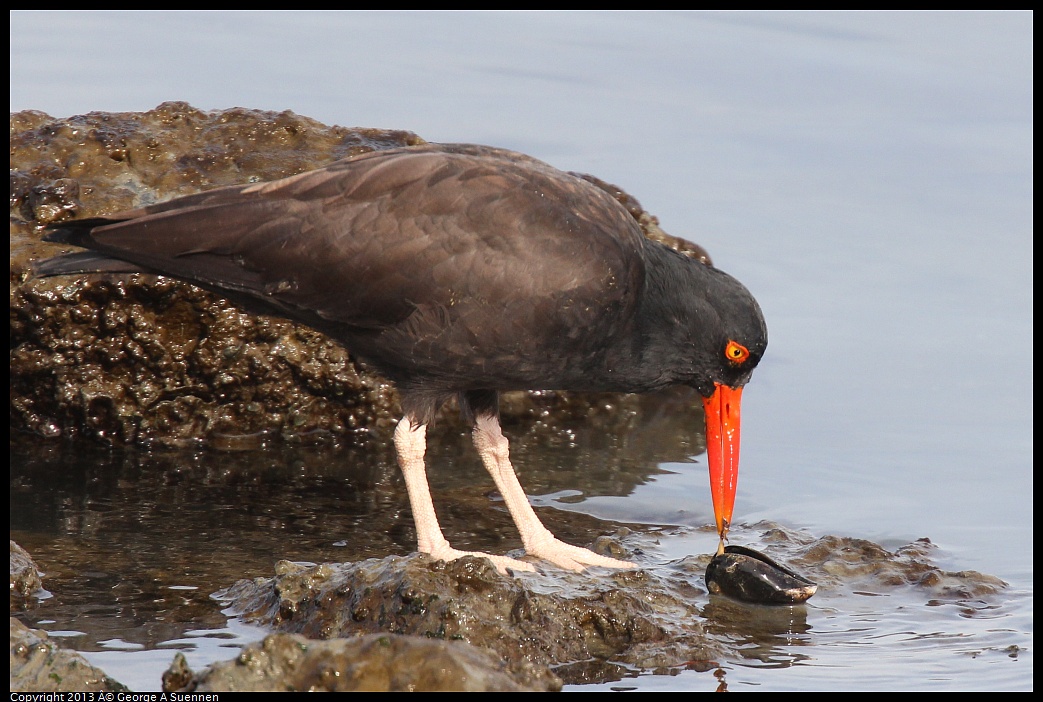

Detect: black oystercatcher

[36,143,766,573]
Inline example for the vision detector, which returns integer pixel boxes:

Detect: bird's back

[42,144,651,393]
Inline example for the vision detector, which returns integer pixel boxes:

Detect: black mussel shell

[705,545,817,605]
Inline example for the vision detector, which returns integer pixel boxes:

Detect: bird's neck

[598,245,709,393]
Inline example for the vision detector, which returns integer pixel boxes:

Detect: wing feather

[45,144,648,385]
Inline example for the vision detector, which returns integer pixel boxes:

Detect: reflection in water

[10,388,1028,691]
[702,596,814,667]
[9,387,705,653]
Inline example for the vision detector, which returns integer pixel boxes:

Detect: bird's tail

[34,219,147,278]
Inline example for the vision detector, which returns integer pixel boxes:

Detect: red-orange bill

[702,384,743,547]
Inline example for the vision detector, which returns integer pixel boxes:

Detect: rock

[9,618,127,692]
[10,541,45,605]
[163,632,557,692]
[216,553,719,686]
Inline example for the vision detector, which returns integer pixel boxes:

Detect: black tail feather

[36,217,148,278]
[33,251,150,278]
[42,217,128,246]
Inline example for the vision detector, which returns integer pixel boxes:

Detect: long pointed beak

[702,384,743,553]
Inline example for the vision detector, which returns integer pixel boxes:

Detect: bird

[35,142,767,573]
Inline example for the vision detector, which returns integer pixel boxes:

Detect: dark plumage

[38,143,766,572]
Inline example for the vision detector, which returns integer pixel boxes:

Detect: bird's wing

[45,145,648,344]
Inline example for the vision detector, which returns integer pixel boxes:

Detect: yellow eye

[725,340,750,365]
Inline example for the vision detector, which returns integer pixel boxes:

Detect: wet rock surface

[217,552,719,686]
[10,617,128,692]
[204,531,1004,689]
[800,533,1008,601]
[11,103,424,448]
[9,519,1008,691]
[10,541,45,606]
[162,632,557,692]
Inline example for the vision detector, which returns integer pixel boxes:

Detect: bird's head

[682,264,767,554]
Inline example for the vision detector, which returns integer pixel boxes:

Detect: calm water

[10,10,1032,691]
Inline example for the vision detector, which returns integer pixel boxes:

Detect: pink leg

[471,414,635,571]
[393,417,535,573]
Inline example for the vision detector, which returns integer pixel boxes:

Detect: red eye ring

[725,340,750,365]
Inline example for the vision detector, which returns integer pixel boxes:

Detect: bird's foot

[423,539,634,575]
[524,532,635,572]
[425,542,537,575]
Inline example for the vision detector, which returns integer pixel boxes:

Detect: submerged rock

[10,541,45,606]
[163,632,557,692]
[8,522,1009,690]
[9,618,128,693]
[801,535,1007,599]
